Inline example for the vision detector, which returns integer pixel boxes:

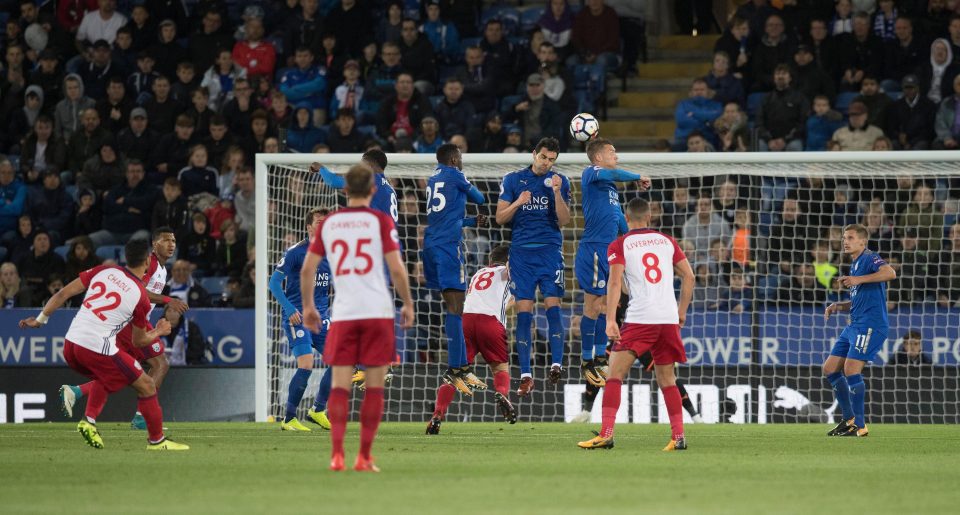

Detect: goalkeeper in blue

[575,138,651,387]
[269,208,334,431]
[423,143,489,394]
[496,137,572,396]
[823,224,896,437]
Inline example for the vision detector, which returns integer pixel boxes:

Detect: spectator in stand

[890,330,932,365]
[7,85,43,155]
[241,109,274,160]
[503,73,562,148]
[413,116,445,154]
[917,0,950,36]
[674,78,723,149]
[663,185,692,237]
[704,51,745,107]
[539,0,576,61]
[455,45,497,114]
[855,75,892,129]
[177,145,219,198]
[890,227,935,305]
[769,196,811,269]
[95,76,131,134]
[918,38,960,105]
[25,171,74,245]
[188,8,235,74]
[731,209,751,267]
[714,16,750,81]
[434,77,476,140]
[57,0,98,35]
[399,18,437,95]
[20,115,67,180]
[232,17,276,79]
[54,74,95,143]
[233,167,255,234]
[481,19,522,97]
[203,115,237,171]
[222,78,254,138]
[0,159,27,236]
[179,214,216,276]
[832,100,885,151]
[77,38,114,100]
[125,4,154,53]
[714,101,750,152]
[682,194,733,263]
[330,60,366,120]
[217,147,244,200]
[421,1,461,65]
[267,90,293,131]
[89,160,155,246]
[568,0,620,73]
[111,26,137,76]
[830,0,853,35]
[204,195,235,240]
[161,303,208,365]
[66,108,112,174]
[63,236,101,284]
[934,75,960,149]
[326,108,365,153]
[72,188,102,239]
[167,258,211,306]
[16,230,65,294]
[794,44,835,104]
[376,72,433,148]
[757,65,809,152]
[948,15,960,63]
[3,214,35,265]
[284,0,323,57]
[202,49,248,113]
[213,219,246,278]
[278,47,327,122]
[470,112,506,153]
[127,50,159,104]
[873,0,897,41]
[898,183,943,252]
[185,87,214,137]
[808,18,838,82]
[315,31,348,92]
[77,141,125,194]
[151,177,188,233]
[751,14,793,93]
[836,12,883,92]
[150,19,187,79]
[30,49,64,110]
[886,74,936,150]
[326,0,373,58]
[777,262,826,305]
[151,114,196,185]
[882,16,926,92]
[806,95,845,151]
[377,1,403,45]
[75,0,127,47]
[938,223,960,307]
[366,41,404,101]
[686,131,714,152]
[538,41,576,114]
[286,106,325,153]
[143,75,185,135]
[232,262,256,308]
[0,262,35,307]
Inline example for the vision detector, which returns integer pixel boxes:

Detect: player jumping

[300,165,414,472]
[427,245,517,434]
[20,239,188,450]
[269,208,334,431]
[823,224,896,437]
[422,143,489,395]
[60,227,189,429]
[575,138,651,387]
[495,137,571,395]
[577,198,694,451]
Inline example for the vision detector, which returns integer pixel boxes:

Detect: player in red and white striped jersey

[19,239,188,451]
[300,164,414,472]
[62,227,189,430]
[577,198,695,452]
[426,245,517,435]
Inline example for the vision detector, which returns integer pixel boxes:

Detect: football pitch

[1,423,958,514]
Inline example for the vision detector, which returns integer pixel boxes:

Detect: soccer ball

[569,113,600,142]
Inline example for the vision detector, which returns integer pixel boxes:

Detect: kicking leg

[578,350,634,449]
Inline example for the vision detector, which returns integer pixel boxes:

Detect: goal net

[255,152,960,425]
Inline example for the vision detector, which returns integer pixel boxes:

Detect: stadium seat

[573,64,607,117]
[746,92,766,120]
[429,95,444,110]
[357,125,377,139]
[835,92,859,114]
[480,6,521,36]
[461,37,481,49]
[95,245,126,265]
[54,245,69,260]
[885,90,903,101]
[500,95,522,116]
[520,7,545,32]
[201,276,229,296]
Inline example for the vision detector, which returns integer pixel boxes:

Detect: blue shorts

[509,245,565,301]
[574,242,609,296]
[284,315,330,357]
[830,325,888,362]
[422,245,465,291]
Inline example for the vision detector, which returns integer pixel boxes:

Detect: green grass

[1,422,958,514]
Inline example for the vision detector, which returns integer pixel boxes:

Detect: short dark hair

[436,143,461,166]
[533,137,560,154]
[210,113,227,127]
[488,245,509,265]
[626,197,651,221]
[153,226,175,241]
[586,138,612,162]
[305,207,328,228]
[127,159,144,170]
[163,177,181,188]
[903,330,923,341]
[295,46,313,55]
[108,76,125,87]
[843,223,869,239]
[345,165,375,197]
[362,149,388,172]
[124,238,151,268]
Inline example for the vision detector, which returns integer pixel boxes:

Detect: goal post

[255,151,960,424]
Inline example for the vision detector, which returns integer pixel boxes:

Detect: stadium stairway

[604,35,714,150]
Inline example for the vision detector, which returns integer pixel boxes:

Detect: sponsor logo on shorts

[598,280,606,288]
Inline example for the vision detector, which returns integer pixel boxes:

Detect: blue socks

[827,372,853,422]
[594,313,608,359]
[847,374,866,428]
[313,367,332,412]
[516,311,533,375]
[444,313,467,368]
[546,306,564,366]
[285,368,312,423]
[580,316,596,360]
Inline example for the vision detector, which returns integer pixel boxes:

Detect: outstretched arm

[309,163,346,189]
[145,291,188,314]
[19,278,86,328]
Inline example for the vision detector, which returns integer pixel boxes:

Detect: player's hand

[678,310,687,328]
[167,298,188,314]
[399,303,414,329]
[475,213,489,228]
[551,175,561,192]
[303,307,322,333]
[18,317,40,329]
[824,303,839,321]
[288,310,302,326]
[154,318,172,336]
[638,176,652,191]
[309,162,323,173]
[606,320,621,342]
[517,190,532,205]
[838,276,861,288]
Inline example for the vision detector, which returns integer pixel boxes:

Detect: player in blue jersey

[823,224,896,437]
[269,207,334,431]
[422,143,489,394]
[495,137,572,396]
[310,149,398,222]
[575,138,651,387]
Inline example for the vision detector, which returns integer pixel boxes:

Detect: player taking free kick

[577,198,695,451]
[300,165,414,473]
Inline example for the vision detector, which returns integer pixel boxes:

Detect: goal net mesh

[260,154,960,424]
